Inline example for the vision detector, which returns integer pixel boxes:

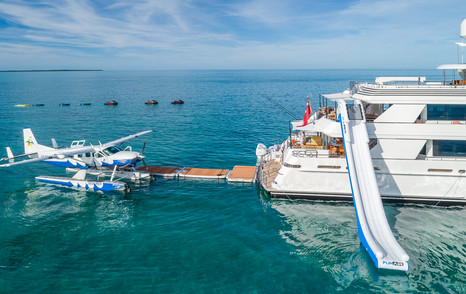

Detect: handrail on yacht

[292,149,318,158]
[375,77,426,85]
[290,148,345,159]
[359,82,466,89]
[258,158,282,191]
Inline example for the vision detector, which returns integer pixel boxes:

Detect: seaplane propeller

[141,141,147,167]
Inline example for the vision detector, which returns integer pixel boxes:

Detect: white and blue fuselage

[18,127,147,169]
[43,147,142,169]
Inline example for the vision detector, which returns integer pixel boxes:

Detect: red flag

[297,98,312,127]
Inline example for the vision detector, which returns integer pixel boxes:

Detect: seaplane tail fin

[51,138,59,148]
[23,127,54,154]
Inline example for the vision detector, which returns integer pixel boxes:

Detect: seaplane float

[0,128,153,192]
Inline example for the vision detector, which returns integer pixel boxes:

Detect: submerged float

[36,175,130,193]
[171,100,184,104]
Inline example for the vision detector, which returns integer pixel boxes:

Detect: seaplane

[0,127,153,192]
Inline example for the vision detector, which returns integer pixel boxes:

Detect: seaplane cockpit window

[106,146,122,155]
[85,153,92,158]
[101,149,111,156]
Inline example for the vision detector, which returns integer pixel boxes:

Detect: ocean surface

[0,69,464,293]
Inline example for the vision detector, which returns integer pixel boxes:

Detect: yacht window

[427,105,466,120]
[318,165,341,169]
[433,140,466,157]
[369,139,378,150]
[347,104,364,120]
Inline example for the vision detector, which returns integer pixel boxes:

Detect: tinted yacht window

[433,140,466,156]
[428,105,466,120]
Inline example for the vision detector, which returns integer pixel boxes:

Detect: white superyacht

[257,21,466,205]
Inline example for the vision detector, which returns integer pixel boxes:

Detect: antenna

[459,19,466,64]
[261,93,300,120]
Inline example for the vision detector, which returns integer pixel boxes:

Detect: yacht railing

[423,120,466,125]
[371,120,466,125]
[290,149,345,159]
[291,149,318,158]
[357,82,466,89]
[258,156,282,190]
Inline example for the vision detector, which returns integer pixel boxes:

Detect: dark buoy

[59,103,70,106]
[81,103,92,106]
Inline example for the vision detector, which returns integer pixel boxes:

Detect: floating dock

[227,166,257,183]
[179,168,229,179]
[137,165,256,183]
[136,166,182,178]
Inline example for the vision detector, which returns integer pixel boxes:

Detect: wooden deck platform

[136,166,182,177]
[179,168,230,179]
[226,166,257,183]
[137,165,256,182]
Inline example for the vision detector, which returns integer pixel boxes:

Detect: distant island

[0,69,103,72]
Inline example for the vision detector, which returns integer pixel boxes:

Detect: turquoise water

[0,70,464,293]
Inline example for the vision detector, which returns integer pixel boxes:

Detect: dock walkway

[137,166,182,177]
[180,168,229,179]
[227,166,257,183]
[137,165,257,183]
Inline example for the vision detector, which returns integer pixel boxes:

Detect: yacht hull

[266,190,465,205]
[258,154,466,205]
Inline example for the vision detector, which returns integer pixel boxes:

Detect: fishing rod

[261,93,300,120]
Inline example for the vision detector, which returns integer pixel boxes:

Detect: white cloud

[226,0,291,25]
[0,0,465,69]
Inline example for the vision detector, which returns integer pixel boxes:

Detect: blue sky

[0,0,465,70]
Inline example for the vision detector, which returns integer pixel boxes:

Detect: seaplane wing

[58,130,152,155]
[99,130,153,150]
[0,130,152,167]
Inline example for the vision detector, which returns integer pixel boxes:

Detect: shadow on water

[260,191,465,292]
